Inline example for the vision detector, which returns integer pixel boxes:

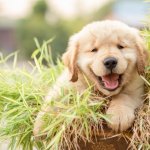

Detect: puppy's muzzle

[103,57,117,70]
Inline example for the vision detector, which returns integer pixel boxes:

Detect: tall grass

[0,39,109,150]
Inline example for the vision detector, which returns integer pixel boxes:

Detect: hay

[128,72,150,150]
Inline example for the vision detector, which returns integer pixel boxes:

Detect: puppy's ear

[135,33,149,75]
[62,35,79,82]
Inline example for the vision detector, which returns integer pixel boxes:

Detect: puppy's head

[62,20,148,96]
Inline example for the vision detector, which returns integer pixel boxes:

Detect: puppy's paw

[33,111,46,140]
[106,106,135,132]
[33,121,42,136]
[33,121,47,141]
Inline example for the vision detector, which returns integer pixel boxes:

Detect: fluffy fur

[33,20,148,136]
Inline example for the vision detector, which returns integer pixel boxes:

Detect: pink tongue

[101,74,119,90]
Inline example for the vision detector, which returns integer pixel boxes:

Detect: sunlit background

[0,0,149,61]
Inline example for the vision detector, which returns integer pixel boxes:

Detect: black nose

[103,57,117,70]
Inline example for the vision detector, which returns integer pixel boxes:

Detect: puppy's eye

[91,48,98,52]
[117,44,124,49]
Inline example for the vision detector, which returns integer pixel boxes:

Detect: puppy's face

[63,21,147,96]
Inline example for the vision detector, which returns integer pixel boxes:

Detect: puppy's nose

[103,57,117,70]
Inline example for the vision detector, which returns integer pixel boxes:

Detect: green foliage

[33,0,48,15]
[16,0,51,59]
[16,0,115,61]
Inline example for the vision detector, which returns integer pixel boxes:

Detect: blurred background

[0,0,149,62]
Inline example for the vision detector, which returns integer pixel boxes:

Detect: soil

[79,128,129,150]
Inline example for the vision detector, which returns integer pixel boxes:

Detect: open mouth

[98,73,122,91]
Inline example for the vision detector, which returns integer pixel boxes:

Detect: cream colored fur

[33,20,148,136]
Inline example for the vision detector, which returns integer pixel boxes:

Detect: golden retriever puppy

[33,20,148,136]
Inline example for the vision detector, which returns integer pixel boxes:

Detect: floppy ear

[62,35,79,82]
[135,34,149,75]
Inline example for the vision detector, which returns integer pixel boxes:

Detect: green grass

[0,39,109,150]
